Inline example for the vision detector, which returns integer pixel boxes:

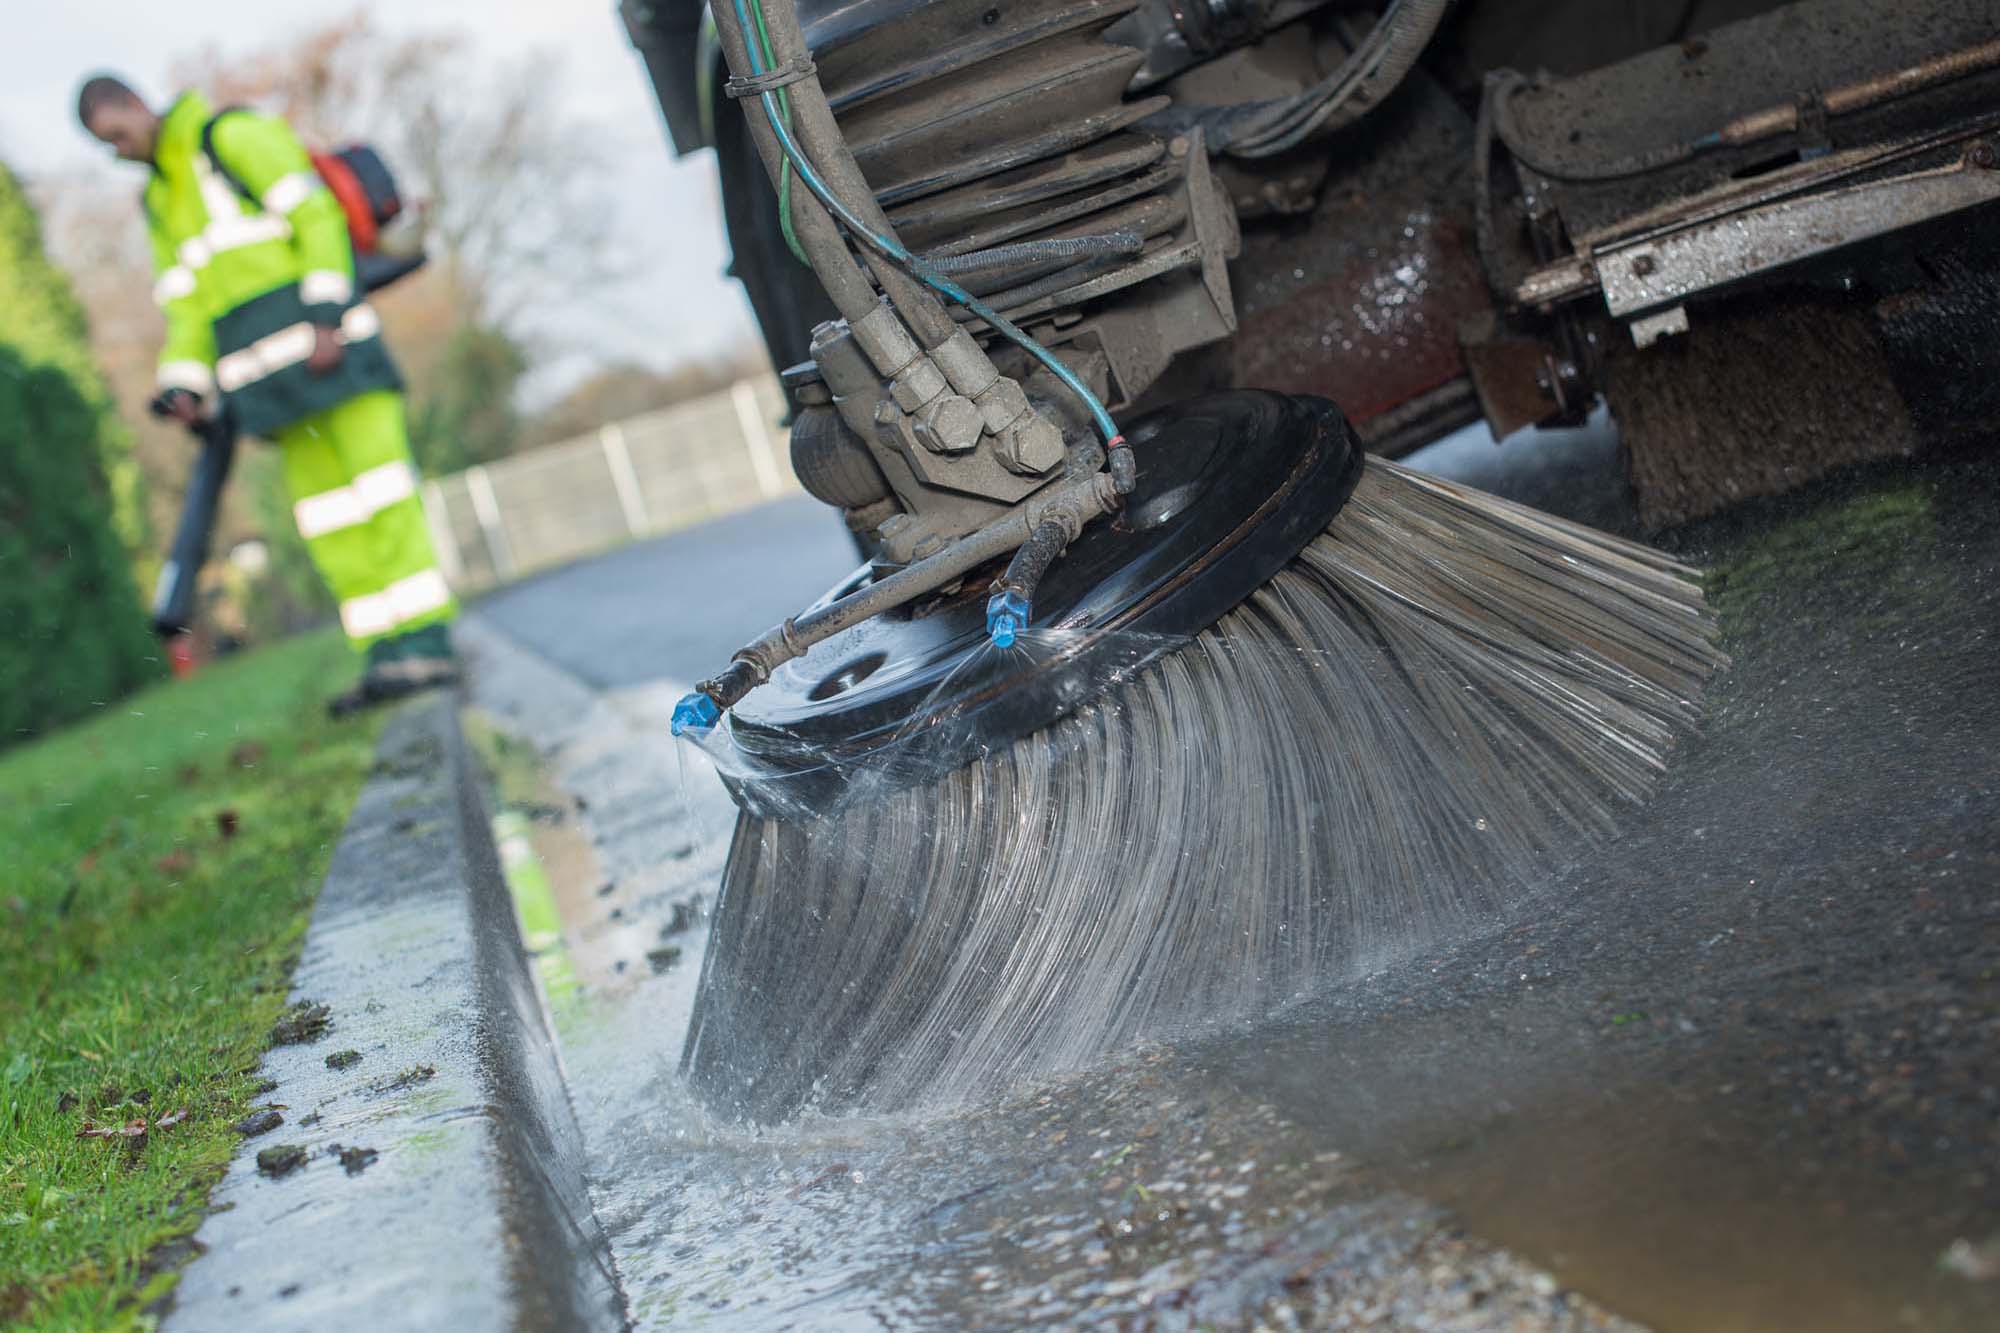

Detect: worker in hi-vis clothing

[78,74,456,712]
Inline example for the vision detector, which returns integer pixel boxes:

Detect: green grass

[0,630,382,1329]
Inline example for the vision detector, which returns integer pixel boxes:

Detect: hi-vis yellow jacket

[143,89,399,437]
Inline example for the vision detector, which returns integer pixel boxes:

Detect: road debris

[269,1000,331,1045]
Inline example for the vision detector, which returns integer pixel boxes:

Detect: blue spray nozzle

[670,690,722,737]
[986,589,1031,649]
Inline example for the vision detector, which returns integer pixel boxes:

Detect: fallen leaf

[215,809,239,839]
[229,741,267,769]
[155,1109,188,1130]
[156,850,195,877]
[76,1118,148,1140]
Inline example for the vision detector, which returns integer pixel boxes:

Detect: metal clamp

[725,57,818,99]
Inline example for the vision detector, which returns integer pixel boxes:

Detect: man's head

[77,75,158,163]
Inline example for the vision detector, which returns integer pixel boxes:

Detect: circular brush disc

[720,390,1362,815]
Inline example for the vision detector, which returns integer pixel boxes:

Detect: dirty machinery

[628,0,2000,533]
[618,0,1995,1116]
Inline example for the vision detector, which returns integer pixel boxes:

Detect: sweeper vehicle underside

[617,0,1990,1117]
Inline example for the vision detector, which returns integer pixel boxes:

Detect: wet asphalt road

[477,494,858,692]
[471,427,1999,1331]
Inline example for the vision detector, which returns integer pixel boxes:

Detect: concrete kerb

[164,696,628,1332]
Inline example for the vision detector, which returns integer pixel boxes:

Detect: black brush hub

[720,391,1361,815]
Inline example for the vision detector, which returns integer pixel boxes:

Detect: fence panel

[417,373,799,594]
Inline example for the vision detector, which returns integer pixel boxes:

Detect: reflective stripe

[352,460,416,511]
[215,322,315,392]
[338,568,451,640]
[180,158,291,270]
[214,304,383,393]
[339,592,398,639]
[157,360,215,397]
[152,266,197,306]
[260,171,319,216]
[299,269,353,306]
[293,487,369,540]
[293,462,418,541]
[196,159,291,250]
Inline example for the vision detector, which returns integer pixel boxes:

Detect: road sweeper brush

[666,0,1726,1121]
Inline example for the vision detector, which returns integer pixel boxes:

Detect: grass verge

[0,630,381,1329]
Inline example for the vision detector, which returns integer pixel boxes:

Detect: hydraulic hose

[985,517,1072,648]
[708,3,881,321]
[726,0,1125,451]
[922,229,1145,283]
[747,0,964,352]
[948,253,1131,321]
[1215,0,1453,159]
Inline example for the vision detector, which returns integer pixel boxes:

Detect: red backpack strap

[310,150,378,250]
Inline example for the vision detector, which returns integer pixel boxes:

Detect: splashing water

[673,459,1726,1124]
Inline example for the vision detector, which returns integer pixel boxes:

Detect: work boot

[326,624,460,717]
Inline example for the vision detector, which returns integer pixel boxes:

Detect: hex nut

[995,412,1066,475]
[889,357,948,412]
[972,376,1031,434]
[913,394,983,454]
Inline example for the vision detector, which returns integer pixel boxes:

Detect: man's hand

[149,387,203,426]
[306,325,345,375]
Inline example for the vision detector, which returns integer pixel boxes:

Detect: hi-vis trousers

[275,389,455,648]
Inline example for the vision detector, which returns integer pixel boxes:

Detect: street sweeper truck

[623,0,1997,1119]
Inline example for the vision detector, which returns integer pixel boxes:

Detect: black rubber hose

[996,519,1071,599]
[946,251,1132,322]
[921,229,1144,283]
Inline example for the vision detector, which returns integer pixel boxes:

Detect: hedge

[0,163,159,746]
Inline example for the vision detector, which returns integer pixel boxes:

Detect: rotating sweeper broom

[668,0,1727,1121]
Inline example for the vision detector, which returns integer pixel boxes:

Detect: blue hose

[731,0,1123,449]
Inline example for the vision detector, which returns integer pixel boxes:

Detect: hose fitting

[671,657,767,736]
[670,691,722,737]
[985,588,1031,648]
[1107,436,1136,494]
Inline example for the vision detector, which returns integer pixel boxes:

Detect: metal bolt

[1631,254,1658,278]
[994,413,1066,475]
[912,394,982,454]
[1972,143,1998,170]
[1169,135,1189,158]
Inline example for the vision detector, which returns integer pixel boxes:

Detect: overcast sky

[2,0,760,390]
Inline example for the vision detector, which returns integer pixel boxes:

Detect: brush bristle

[683,458,1728,1122]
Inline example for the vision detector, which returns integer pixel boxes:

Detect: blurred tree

[408,324,530,475]
[522,346,771,448]
[172,12,625,333]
